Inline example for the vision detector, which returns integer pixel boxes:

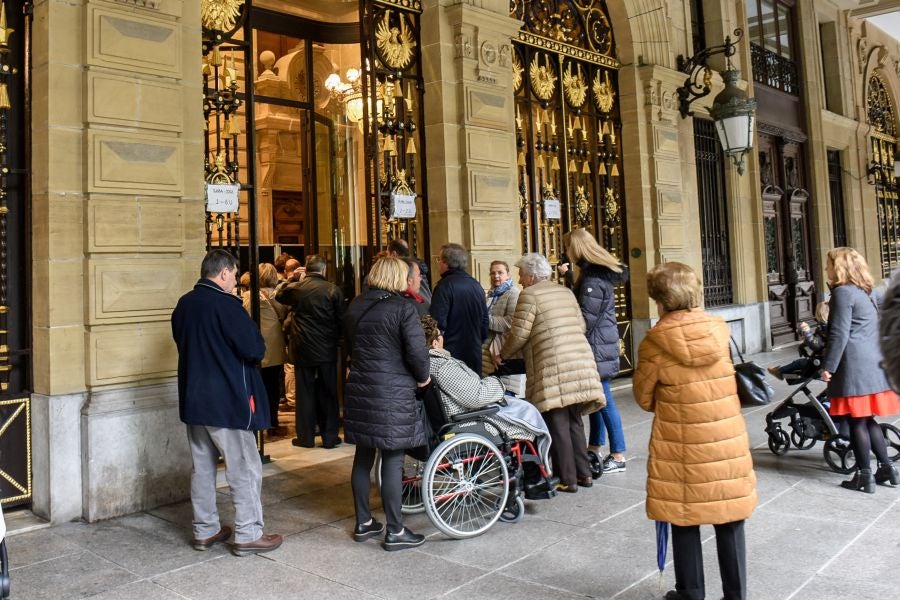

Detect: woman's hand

[557,262,570,276]
[417,377,432,387]
[821,370,832,382]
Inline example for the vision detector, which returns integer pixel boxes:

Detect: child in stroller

[767,302,829,386]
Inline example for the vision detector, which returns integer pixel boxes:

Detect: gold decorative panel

[88,5,182,78]
[88,198,185,252]
[87,322,178,385]
[89,132,184,195]
[0,397,31,505]
[87,259,189,324]
[87,72,183,132]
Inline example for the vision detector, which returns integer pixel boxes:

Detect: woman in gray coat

[821,247,900,493]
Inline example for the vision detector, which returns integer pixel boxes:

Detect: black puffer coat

[275,273,344,366]
[343,289,431,450]
[574,262,629,379]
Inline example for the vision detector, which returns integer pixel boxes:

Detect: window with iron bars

[694,118,733,307]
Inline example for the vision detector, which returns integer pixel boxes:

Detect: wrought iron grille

[694,118,733,307]
[750,43,799,95]
[827,150,846,249]
[867,74,900,277]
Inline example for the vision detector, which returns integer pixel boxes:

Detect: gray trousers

[187,425,264,543]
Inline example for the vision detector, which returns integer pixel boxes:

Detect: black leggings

[351,445,404,534]
[849,416,890,471]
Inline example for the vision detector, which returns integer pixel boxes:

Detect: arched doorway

[509,0,632,372]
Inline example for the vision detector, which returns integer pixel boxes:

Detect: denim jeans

[588,378,626,453]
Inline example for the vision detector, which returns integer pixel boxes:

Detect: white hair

[516,253,552,280]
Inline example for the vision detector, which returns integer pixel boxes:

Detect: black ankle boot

[841,469,875,493]
[875,463,900,486]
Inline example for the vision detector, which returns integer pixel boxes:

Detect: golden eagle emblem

[201,0,243,31]
[375,10,416,70]
[529,53,557,101]
[512,52,523,92]
[593,70,615,113]
[563,62,587,108]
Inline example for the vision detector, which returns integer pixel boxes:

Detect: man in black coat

[429,243,489,375]
[171,249,282,557]
[276,254,344,448]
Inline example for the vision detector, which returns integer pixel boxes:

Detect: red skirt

[829,390,900,418]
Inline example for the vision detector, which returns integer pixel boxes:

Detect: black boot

[841,468,875,493]
[875,463,900,486]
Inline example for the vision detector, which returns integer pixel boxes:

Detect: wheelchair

[376,400,556,540]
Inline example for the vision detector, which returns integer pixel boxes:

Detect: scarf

[488,279,514,308]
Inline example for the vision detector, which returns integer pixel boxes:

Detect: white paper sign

[544,198,561,220]
[206,184,240,213]
[390,193,417,219]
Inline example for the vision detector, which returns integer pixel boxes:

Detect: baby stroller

[375,387,557,540]
[765,346,900,473]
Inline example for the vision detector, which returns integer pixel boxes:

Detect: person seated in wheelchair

[421,315,552,476]
[768,301,830,383]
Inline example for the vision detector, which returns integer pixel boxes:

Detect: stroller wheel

[823,438,856,474]
[768,429,790,456]
[791,430,816,450]
[880,423,900,462]
[588,450,603,480]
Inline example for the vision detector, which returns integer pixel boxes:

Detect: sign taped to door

[389,192,417,219]
[206,184,240,213]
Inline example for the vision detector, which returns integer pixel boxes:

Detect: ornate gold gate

[867,73,900,278]
[509,0,632,372]
[0,0,32,507]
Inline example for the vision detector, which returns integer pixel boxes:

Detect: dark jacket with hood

[574,261,629,379]
[343,289,431,450]
[275,272,344,366]
[429,268,489,375]
[172,279,270,430]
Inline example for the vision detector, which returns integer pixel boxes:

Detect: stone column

[420,0,522,283]
[32,0,202,522]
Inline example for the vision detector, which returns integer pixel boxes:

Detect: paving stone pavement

[7,346,900,600]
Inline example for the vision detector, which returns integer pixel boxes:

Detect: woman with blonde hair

[343,256,432,550]
[561,228,630,473]
[821,247,900,492]
[635,261,756,600]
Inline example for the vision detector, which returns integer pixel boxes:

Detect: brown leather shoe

[192,526,232,551]
[231,533,283,557]
[577,476,593,488]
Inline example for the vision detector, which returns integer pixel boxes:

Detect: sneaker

[602,455,626,473]
[231,533,283,557]
[192,526,232,551]
[767,366,784,380]
[383,527,425,551]
[353,519,385,542]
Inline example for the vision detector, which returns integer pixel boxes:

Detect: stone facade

[26,0,900,520]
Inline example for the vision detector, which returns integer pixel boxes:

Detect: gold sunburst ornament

[201,0,243,31]
[512,52,523,92]
[593,70,615,113]
[563,62,587,108]
[530,54,557,101]
[375,10,416,70]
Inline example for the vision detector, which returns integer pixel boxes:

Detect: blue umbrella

[656,521,669,591]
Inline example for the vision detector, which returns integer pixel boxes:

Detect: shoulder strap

[729,336,745,364]
[347,293,391,343]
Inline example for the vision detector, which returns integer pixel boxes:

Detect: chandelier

[324,68,365,123]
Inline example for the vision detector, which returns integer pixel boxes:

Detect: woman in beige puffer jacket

[634,262,756,600]
[501,253,604,492]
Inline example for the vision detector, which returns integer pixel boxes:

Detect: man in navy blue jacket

[171,249,282,557]
[429,243,489,375]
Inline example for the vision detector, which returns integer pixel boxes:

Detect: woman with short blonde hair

[647,261,703,312]
[367,256,409,293]
[826,246,874,293]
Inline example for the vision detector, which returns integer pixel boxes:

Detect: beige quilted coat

[634,308,757,526]
[500,279,604,414]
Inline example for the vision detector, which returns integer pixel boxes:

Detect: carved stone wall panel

[87,72,183,132]
[469,168,515,210]
[653,126,679,156]
[88,131,184,195]
[653,157,682,186]
[658,222,684,249]
[87,4,182,78]
[87,259,190,324]
[466,128,513,167]
[466,87,512,129]
[113,0,183,19]
[655,187,682,219]
[471,216,514,249]
[87,197,185,252]
[87,322,178,385]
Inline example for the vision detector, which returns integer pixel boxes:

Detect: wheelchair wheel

[498,495,525,524]
[768,429,790,456]
[791,430,816,450]
[880,423,900,462]
[823,438,856,474]
[375,452,426,514]
[422,433,509,539]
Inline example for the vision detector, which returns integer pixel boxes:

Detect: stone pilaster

[420,0,522,283]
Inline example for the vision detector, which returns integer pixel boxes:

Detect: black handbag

[730,337,775,406]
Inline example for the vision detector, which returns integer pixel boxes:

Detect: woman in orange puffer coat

[634,262,756,600]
